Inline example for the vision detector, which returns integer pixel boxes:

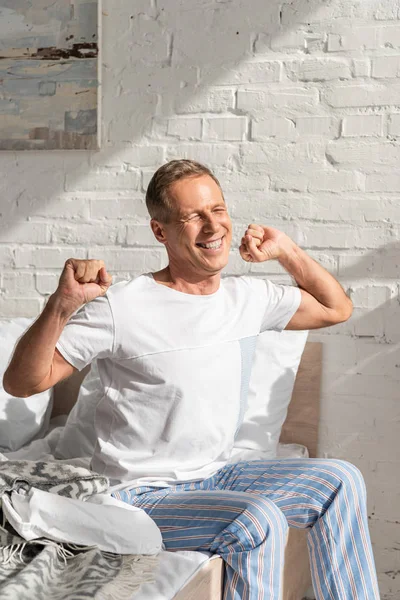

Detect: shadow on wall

[0,0,329,226]
[316,244,400,489]
[338,241,400,343]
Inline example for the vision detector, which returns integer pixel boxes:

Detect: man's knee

[229,493,288,551]
[322,458,367,500]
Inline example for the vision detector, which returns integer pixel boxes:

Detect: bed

[52,340,322,600]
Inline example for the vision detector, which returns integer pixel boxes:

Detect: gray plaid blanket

[0,460,157,599]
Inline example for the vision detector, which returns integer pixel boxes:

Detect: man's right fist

[51,259,112,316]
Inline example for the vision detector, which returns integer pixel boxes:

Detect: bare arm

[240,224,352,330]
[278,244,352,329]
[3,259,112,398]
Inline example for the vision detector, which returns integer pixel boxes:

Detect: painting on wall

[0,0,99,150]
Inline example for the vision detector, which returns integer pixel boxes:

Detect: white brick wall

[1,1,399,596]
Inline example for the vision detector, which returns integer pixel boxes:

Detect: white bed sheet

[132,549,216,600]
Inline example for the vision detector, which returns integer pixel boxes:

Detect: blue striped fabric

[113,459,380,600]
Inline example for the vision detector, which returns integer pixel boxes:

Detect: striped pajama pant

[113,459,380,600]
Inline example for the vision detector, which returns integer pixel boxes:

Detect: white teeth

[199,239,222,249]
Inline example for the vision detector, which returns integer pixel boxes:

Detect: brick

[327,34,341,52]
[268,31,305,51]
[0,297,42,318]
[388,114,400,136]
[286,58,351,82]
[350,285,392,308]
[23,197,90,220]
[269,31,324,53]
[2,272,36,296]
[326,141,400,167]
[0,222,48,245]
[378,25,400,47]
[338,253,384,278]
[372,56,400,78]
[14,248,87,269]
[91,196,149,220]
[226,191,312,220]
[240,141,325,168]
[295,116,336,136]
[214,168,271,192]
[314,196,400,223]
[237,87,319,113]
[174,88,235,114]
[301,224,393,249]
[327,26,379,52]
[252,117,296,140]
[50,224,126,246]
[236,89,269,112]
[271,172,308,193]
[375,4,399,20]
[366,173,400,192]
[381,249,400,277]
[65,169,141,192]
[167,118,202,140]
[126,225,159,247]
[0,248,14,268]
[324,83,400,108]
[342,115,383,137]
[90,146,165,169]
[203,117,247,141]
[165,143,238,167]
[352,59,370,78]
[201,61,281,85]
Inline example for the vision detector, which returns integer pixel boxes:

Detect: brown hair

[145,159,223,223]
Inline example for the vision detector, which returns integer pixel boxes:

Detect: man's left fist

[239,224,291,263]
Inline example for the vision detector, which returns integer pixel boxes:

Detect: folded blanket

[0,460,159,600]
[0,459,108,499]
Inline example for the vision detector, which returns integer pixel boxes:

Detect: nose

[202,213,219,234]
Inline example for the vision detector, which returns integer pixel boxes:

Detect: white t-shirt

[55,274,301,488]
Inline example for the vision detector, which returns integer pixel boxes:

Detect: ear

[150,219,167,244]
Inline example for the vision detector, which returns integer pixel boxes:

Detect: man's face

[155,174,232,277]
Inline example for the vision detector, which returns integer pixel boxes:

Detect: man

[4,160,380,600]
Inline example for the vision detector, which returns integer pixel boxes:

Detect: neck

[152,266,221,295]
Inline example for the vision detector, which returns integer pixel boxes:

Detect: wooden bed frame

[52,341,322,600]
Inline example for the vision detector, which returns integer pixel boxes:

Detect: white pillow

[229,329,308,463]
[0,318,52,452]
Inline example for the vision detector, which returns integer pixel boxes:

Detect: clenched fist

[51,259,112,316]
[239,224,295,263]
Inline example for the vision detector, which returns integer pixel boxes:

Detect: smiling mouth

[196,237,223,250]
